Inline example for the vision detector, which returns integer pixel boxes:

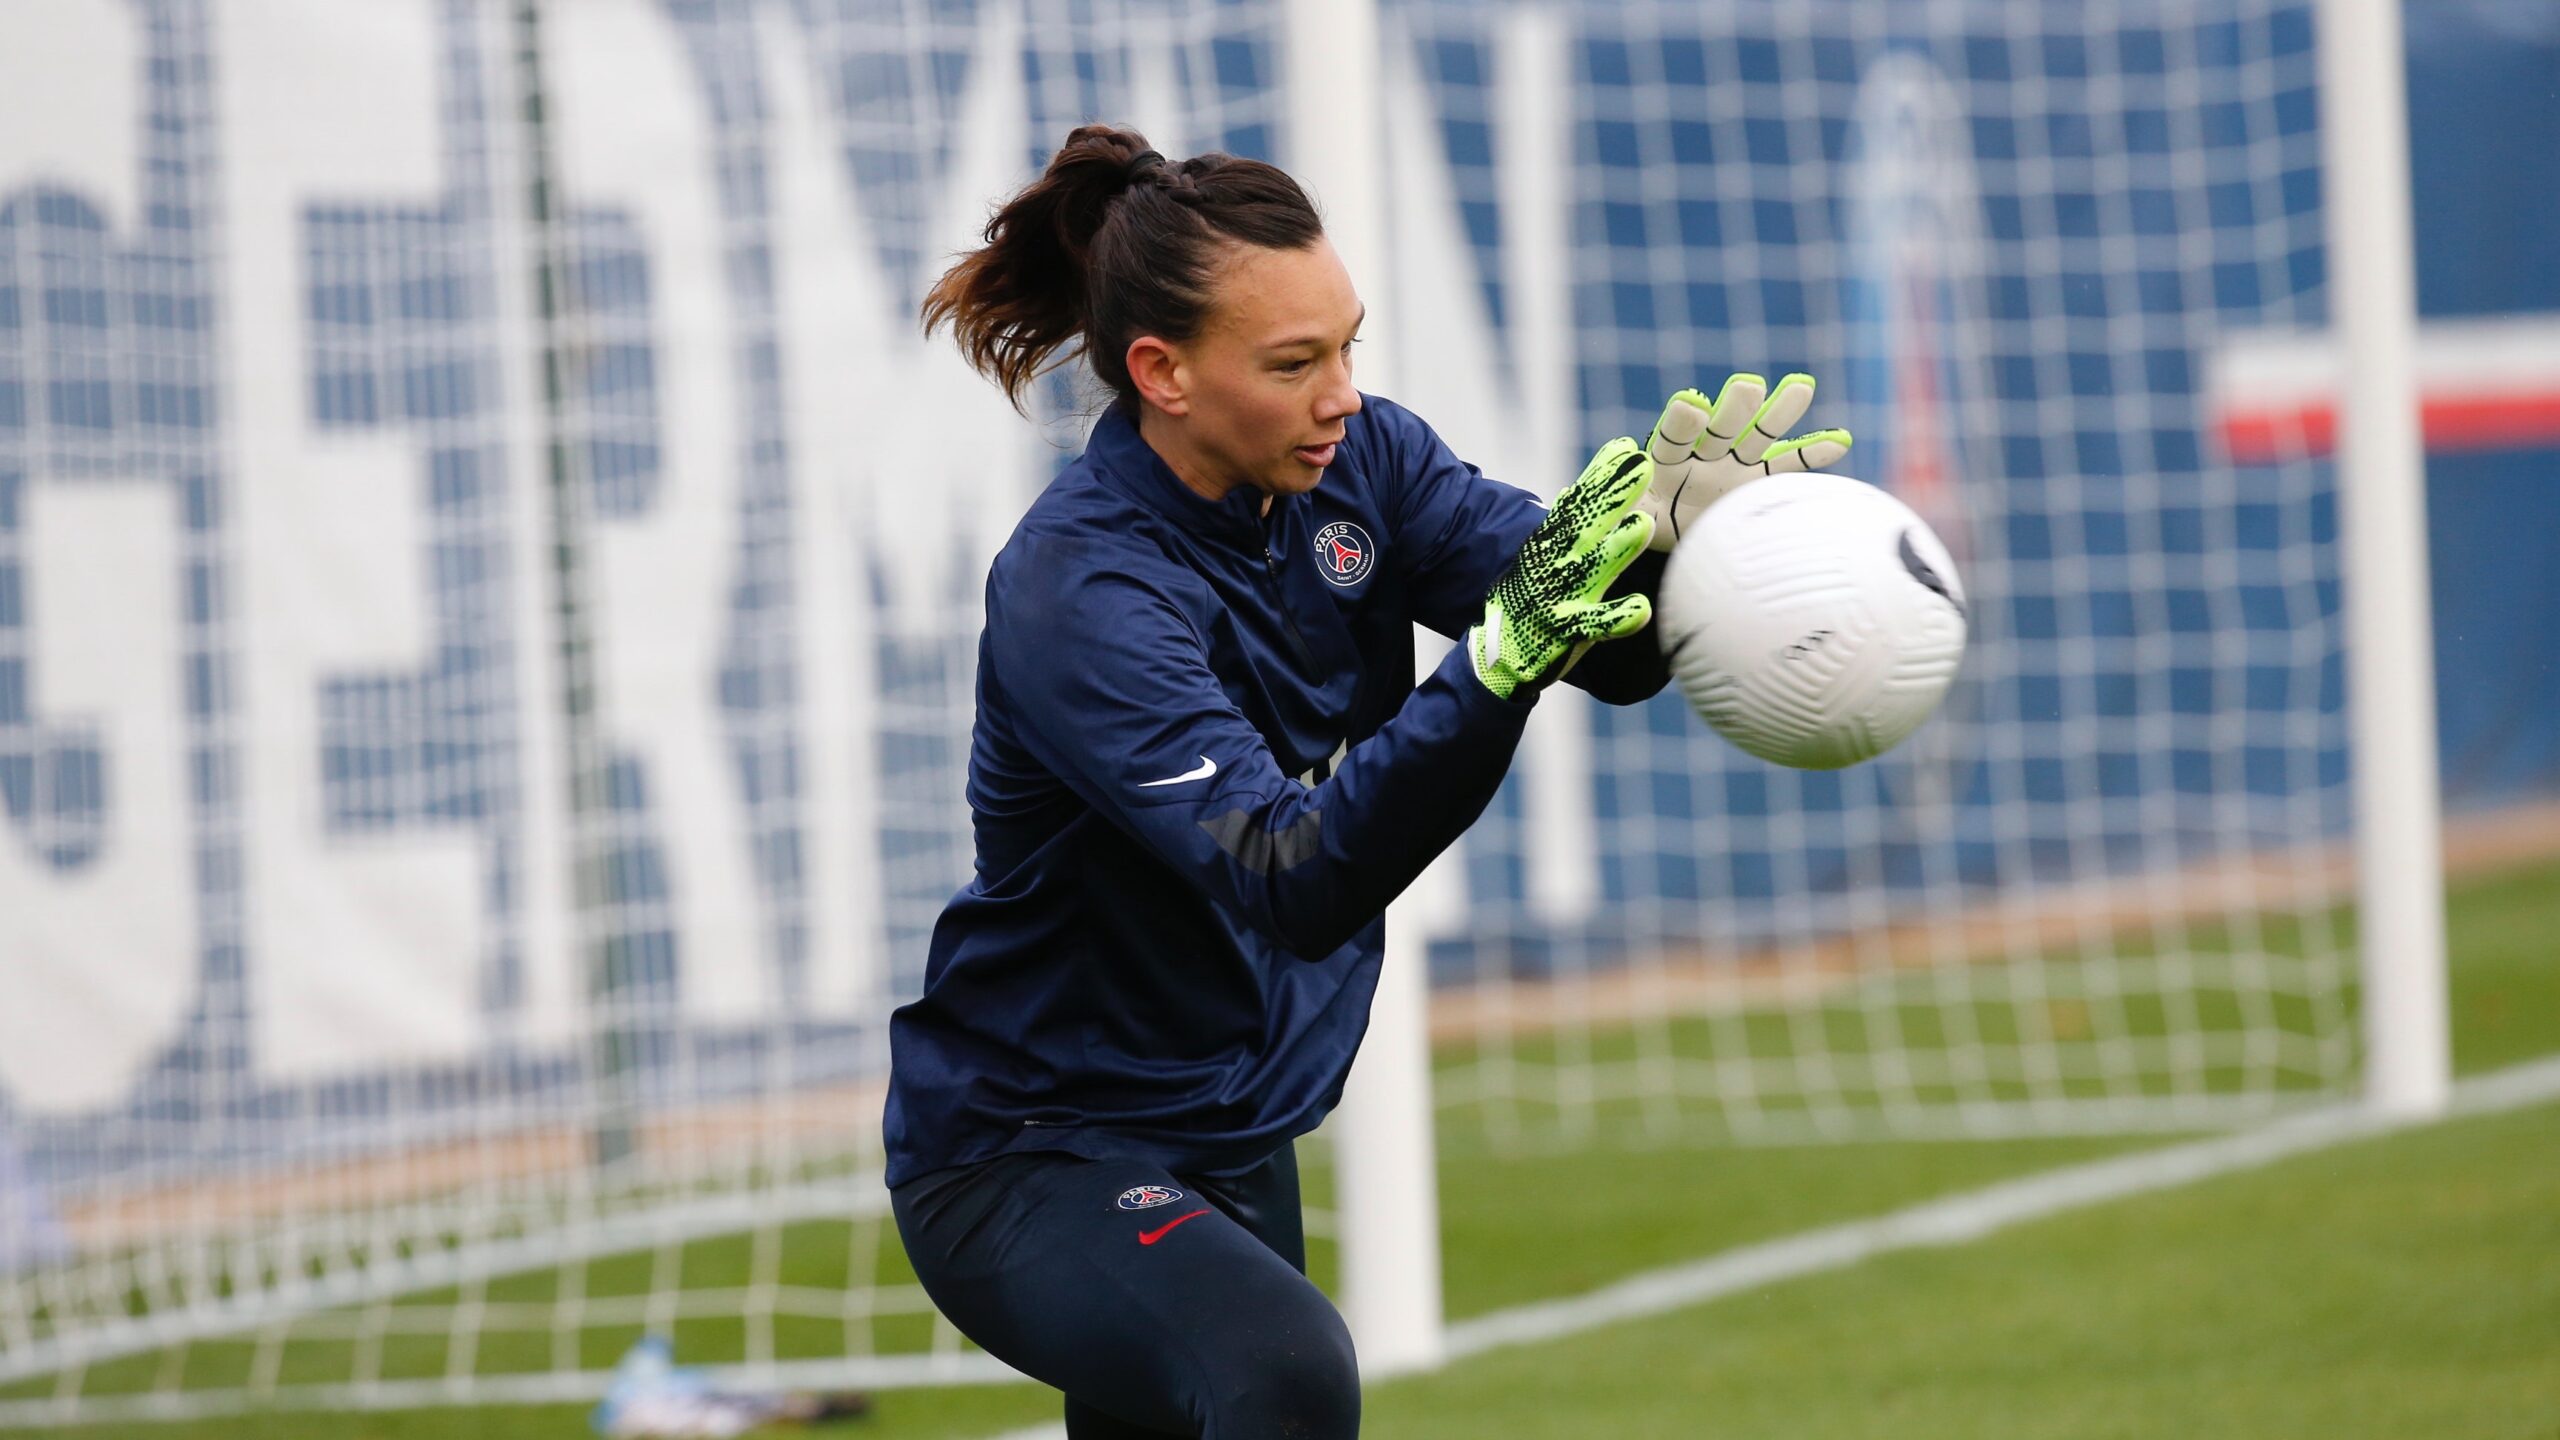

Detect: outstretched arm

[991,445,1656,959]
[991,552,1533,961]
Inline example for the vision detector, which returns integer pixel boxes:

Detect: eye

[1278,358,1313,375]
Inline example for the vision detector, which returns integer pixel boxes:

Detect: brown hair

[920,124,1325,413]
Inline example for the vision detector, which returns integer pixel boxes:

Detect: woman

[885,124,1846,1439]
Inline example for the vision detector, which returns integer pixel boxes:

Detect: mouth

[1292,440,1341,469]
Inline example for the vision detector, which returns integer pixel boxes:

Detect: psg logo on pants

[1116,1185,1185,1211]
[1313,520,1375,588]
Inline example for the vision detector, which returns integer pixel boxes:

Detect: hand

[1635,372,1853,550]
[1469,438,1657,700]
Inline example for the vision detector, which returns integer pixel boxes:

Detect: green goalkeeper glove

[1468,438,1658,701]
[1635,371,1854,550]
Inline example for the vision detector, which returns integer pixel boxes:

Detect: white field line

[1441,1053,2560,1362]
[969,1055,2560,1440]
[10,1059,2553,1435]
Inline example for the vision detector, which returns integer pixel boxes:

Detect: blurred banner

[0,0,2552,1270]
[4,0,2557,1416]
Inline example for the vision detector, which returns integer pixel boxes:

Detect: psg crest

[1313,520,1375,588]
[1116,1185,1185,1211]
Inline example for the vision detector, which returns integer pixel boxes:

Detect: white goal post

[1283,0,1450,1382]
[2314,0,2447,1118]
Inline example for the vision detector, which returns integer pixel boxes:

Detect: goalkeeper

[886,124,1848,1440]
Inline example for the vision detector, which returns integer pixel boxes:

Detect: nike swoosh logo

[1137,755,1217,788]
[1138,1209,1212,1246]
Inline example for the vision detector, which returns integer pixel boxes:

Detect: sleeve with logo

[988,540,1532,960]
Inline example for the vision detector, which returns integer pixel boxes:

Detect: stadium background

[1,0,2555,1431]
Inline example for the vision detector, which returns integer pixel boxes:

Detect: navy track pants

[889,1144,1359,1438]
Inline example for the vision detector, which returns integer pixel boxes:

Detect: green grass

[1438,847,2560,1143]
[12,854,2557,1438]
[2434,857,2560,1075]
[1366,1098,2560,1439]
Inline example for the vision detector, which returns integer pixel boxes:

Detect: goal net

[1404,0,2356,1149]
[0,0,2369,1421]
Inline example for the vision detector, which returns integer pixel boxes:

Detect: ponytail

[921,124,1324,413]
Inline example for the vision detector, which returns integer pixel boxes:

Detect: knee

[1209,1307,1360,1439]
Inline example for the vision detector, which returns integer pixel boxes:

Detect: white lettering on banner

[844,0,1046,621]
[774,0,1044,991]
[549,0,765,1022]
[0,488,193,1116]
[1372,15,1590,936]
[0,0,135,225]
[1123,28,1189,162]
[1490,11,1601,928]
[225,0,481,1078]
[0,0,1587,1106]
[0,1,190,1116]
[759,4,882,1018]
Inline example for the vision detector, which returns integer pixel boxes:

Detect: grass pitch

[12,855,2557,1439]
[1366,1097,2560,1439]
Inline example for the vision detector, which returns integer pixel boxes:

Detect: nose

[1316,355,1363,425]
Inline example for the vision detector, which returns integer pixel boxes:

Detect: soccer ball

[1655,474,1967,770]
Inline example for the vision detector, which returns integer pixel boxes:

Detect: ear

[1124,335,1190,417]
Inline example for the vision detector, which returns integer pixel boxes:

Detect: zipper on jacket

[1262,532,1319,670]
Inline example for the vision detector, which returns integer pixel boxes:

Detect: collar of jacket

[1084,401,1285,550]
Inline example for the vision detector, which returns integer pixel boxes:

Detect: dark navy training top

[881,394,1667,1186]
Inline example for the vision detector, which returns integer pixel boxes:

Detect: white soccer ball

[1655,474,1968,770]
